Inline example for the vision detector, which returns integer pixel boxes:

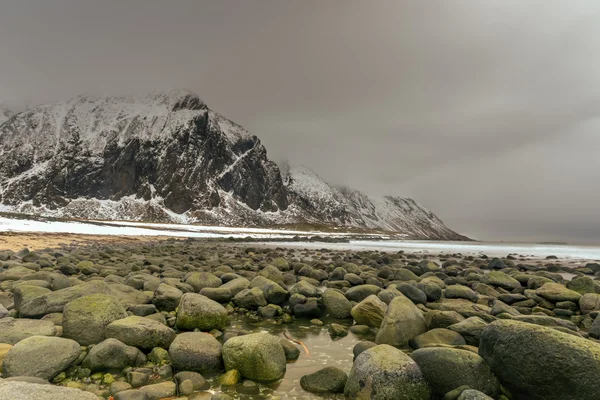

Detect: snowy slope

[0,90,467,240]
[0,106,12,125]
[284,166,467,240]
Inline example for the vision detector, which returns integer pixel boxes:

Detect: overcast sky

[1,1,600,243]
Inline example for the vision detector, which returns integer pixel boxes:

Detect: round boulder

[169,332,223,373]
[105,316,176,351]
[222,333,286,382]
[300,366,347,394]
[176,293,228,331]
[62,294,127,345]
[344,344,430,400]
[411,347,499,399]
[3,336,80,380]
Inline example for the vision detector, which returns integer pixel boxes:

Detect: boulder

[536,282,582,303]
[199,287,233,303]
[410,328,466,349]
[0,381,98,400]
[322,289,352,319]
[250,276,288,305]
[479,319,600,400]
[480,272,520,290]
[300,366,347,394]
[393,283,427,305]
[344,344,430,400]
[169,332,223,372]
[62,294,127,345]
[222,333,286,382]
[0,318,56,345]
[445,285,479,302]
[579,293,600,315]
[220,277,250,296]
[185,272,222,292]
[151,283,183,312]
[345,285,382,302]
[19,280,112,318]
[375,294,427,348]
[176,293,228,331]
[448,317,488,346]
[411,347,499,399]
[350,295,387,327]
[3,336,80,380]
[233,287,267,310]
[82,338,146,372]
[106,316,176,350]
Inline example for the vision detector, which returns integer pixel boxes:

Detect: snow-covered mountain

[0,90,468,240]
[0,106,13,125]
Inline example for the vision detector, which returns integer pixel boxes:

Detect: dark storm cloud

[1,1,599,243]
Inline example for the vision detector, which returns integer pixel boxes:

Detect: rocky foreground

[0,240,600,399]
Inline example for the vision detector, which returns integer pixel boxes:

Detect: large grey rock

[250,276,288,305]
[375,294,427,348]
[411,347,498,399]
[222,333,286,382]
[350,294,387,327]
[448,316,488,346]
[233,287,267,309]
[3,336,80,380]
[169,332,223,372]
[0,318,56,345]
[300,366,347,394]
[186,272,222,293]
[176,293,228,331]
[344,344,430,400]
[0,381,98,400]
[151,283,183,312]
[480,272,521,290]
[62,293,127,345]
[19,280,112,318]
[322,289,352,319]
[479,319,600,400]
[410,328,466,349]
[106,316,176,350]
[82,338,145,372]
[536,282,582,302]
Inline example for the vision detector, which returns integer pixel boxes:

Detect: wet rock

[280,339,300,361]
[105,316,176,351]
[375,294,428,348]
[185,272,222,292]
[479,319,600,400]
[344,344,430,400]
[410,328,466,349]
[169,332,223,372]
[151,283,183,311]
[322,288,352,319]
[345,284,382,302]
[350,294,387,327]
[536,282,582,302]
[176,293,228,331]
[448,317,488,346]
[300,366,347,393]
[0,381,98,400]
[82,338,145,372]
[411,347,499,399]
[3,336,80,380]
[233,287,267,309]
[62,293,127,345]
[0,318,56,345]
[222,333,286,382]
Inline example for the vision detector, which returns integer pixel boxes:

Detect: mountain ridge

[0,90,469,240]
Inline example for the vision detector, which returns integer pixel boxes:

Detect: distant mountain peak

[0,92,467,240]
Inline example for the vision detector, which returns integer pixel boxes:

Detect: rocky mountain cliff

[0,90,467,240]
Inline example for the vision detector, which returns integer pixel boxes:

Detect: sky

[1,1,600,243]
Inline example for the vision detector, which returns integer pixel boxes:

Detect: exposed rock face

[0,90,466,239]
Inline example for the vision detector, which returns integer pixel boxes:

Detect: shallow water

[200,315,372,399]
[259,240,600,261]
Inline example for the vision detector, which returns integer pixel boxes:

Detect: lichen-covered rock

[0,381,98,400]
[411,347,499,399]
[82,338,146,372]
[479,319,600,400]
[300,366,347,394]
[3,336,80,380]
[222,333,286,382]
[344,344,430,400]
[62,294,127,345]
[375,294,427,348]
[105,316,176,350]
[169,332,223,372]
[322,289,352,319]
[350,295,387,327]
[0,318,56,345]
[176,293,228,331]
